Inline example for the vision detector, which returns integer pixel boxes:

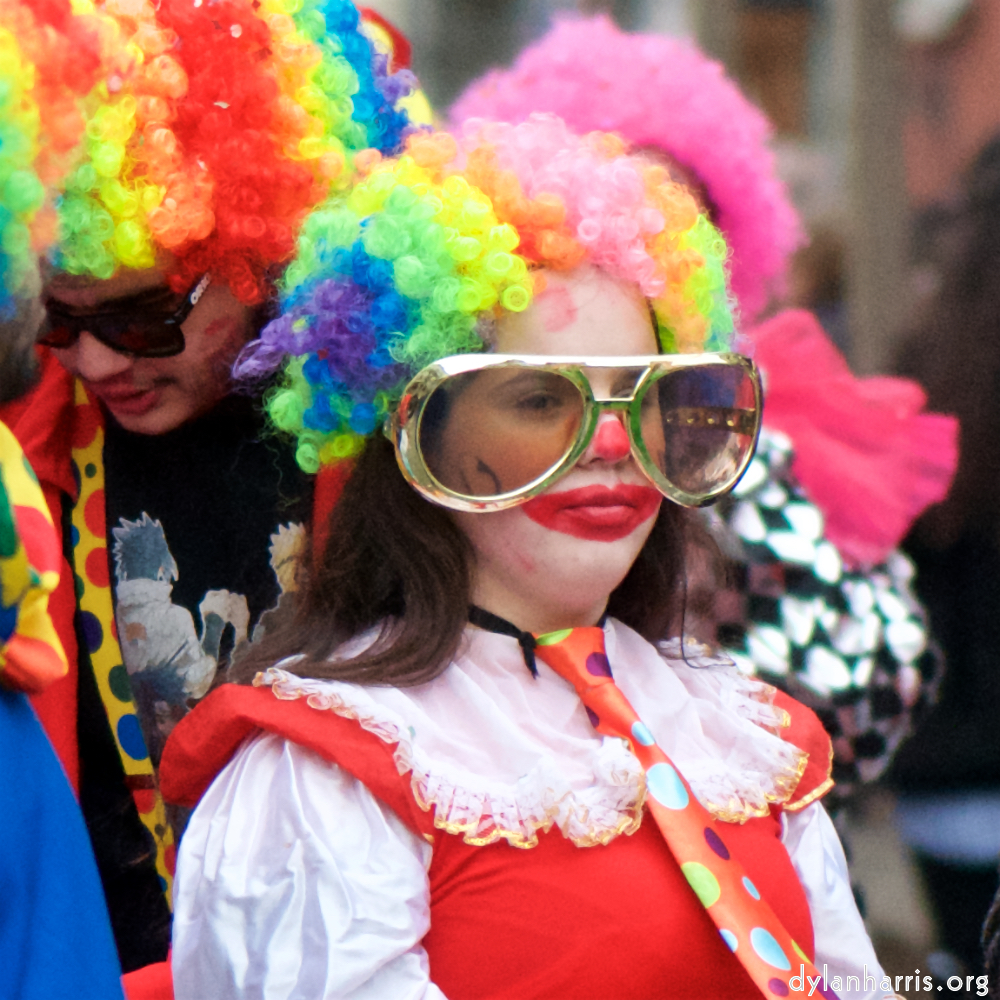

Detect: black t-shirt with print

[76,394,311,971]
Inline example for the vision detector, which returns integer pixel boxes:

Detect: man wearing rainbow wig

[0,0,418,990]
[454,15,958,805]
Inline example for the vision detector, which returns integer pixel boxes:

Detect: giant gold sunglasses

[388,353,762,512]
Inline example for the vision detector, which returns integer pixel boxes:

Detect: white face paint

[452,265,664,634]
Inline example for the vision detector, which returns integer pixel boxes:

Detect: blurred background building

[366,0,918,376]
[367,0,1000,373]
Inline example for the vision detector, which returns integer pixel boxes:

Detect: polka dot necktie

[533,625,837,1000]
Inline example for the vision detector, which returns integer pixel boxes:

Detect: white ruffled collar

[256,619,806,848]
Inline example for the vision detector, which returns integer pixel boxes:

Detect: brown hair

[231,433,697,687]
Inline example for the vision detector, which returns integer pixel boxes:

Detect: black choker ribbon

[467,606,609,679]
[468,606,539,677]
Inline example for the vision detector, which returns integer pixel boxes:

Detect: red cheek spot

[204,318,236,338]
[591,416,630,462]
[537,285,577,333]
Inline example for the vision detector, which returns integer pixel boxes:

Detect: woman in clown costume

[453,16,958,803]
[162,117,892,998]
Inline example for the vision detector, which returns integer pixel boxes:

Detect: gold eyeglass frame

[386,352,763,513]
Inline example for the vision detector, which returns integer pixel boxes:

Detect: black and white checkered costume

[708,429,942,804]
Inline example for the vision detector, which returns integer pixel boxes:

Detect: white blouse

[172,621,887,999]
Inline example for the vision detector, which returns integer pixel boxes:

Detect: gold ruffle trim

[256,665,817,842]
[663,666,810,823]
[418,787,644,850]
[256,668,646,849]
[697,742,809,824]
[782,740,835,813]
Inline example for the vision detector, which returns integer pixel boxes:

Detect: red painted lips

[522,484,662,541]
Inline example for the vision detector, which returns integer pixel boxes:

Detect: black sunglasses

[38,273,211,358]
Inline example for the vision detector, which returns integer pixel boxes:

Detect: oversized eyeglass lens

[419,368,584,497]
[415,362,757,504]
[636,365,758,500]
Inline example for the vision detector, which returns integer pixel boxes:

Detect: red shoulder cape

[161,681,833,831]
[161,681,834,1000]
[161,683,435,839]
[774,688,834,810]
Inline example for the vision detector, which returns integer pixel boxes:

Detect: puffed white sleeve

[171,732,448,1000]
[781,802,887,999]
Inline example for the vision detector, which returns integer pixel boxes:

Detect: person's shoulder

[160,674,436,840]
[0,688,125,997]
[0,351,80,492]
[771,689,835,811]
[614,623,836,813]
[0,350,75,430]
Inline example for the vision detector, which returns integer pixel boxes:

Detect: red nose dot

[592,415,630,461]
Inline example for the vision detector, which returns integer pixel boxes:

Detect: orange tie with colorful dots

[533,626,837,1000]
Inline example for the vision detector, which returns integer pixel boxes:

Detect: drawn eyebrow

[489,370,569,397]
[475,459,502,495]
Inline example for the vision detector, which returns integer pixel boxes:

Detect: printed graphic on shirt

[235,522,304,654]
[112,513,304,764]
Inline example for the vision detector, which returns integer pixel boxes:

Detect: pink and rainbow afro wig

[236,114,737,472]
[452,15,802,322]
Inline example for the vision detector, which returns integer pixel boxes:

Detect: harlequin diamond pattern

[708,430,942,802]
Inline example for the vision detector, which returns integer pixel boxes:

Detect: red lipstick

[522,484,662,541]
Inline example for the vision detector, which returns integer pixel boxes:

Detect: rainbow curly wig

[452,15,802,322]
[48,0,418,304]
[235,114,737,473]
[0,0,121,315]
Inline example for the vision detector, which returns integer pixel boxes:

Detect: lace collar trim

[254,621,807,848]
